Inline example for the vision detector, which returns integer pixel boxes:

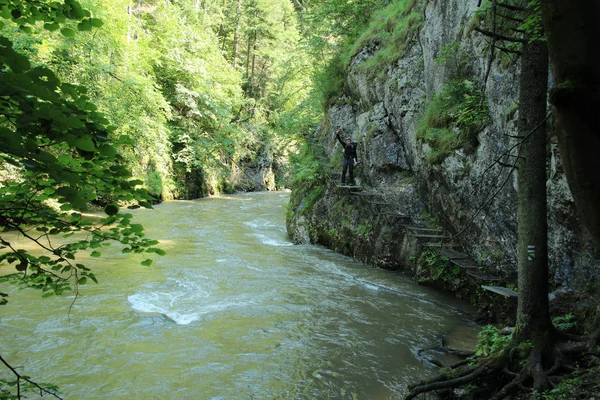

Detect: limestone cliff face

[287,0,599,302]
[173,144,284,198]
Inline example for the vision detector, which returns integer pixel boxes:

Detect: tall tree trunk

[250,38,257,96]
[232,0,242,69]
[514,38,551,343]
[540,0,600,244]
[245,33,252,79]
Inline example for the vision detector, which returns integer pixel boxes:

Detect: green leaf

[155,249,167,256]
[89,18,103,27]
[77,20,92,31]
[60,28,76,37]
[5,52,31,73]
[16,259,28,271]
[44,22,60,31]
[75,137,95,152]
[130,224,144,233]
[104,203,119,216]
[141,259,153,267]
[90,251,101,258]
[78,277,87,285]
[99,144,117,157]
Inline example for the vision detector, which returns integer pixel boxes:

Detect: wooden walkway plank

[449,259,480,270]
[350,192,380,197]
[423,242,459,248]
[404,226,443,233]
[433,249,468,260]
[482,285,518,298]
[467,270,501,281]
[383,211,411,218]
[413,234,451,239]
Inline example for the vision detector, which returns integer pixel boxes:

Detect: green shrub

[417,249,459,281]
[300,185,325,215]
[475,325,512,357]
[317,53,347,107]
[417,79,489,164]
[145,171,163,199]
[350,0,423,75]
[290,142,322,185]
[552,313,577,332]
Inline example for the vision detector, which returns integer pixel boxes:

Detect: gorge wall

[170,144,287,199]
[286,0,599,320]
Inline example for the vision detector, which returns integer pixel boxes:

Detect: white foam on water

[128,291,255,325]
[128,276,258,325]
[249,233,293,247]
[358,280,381,291]
[244,220,278,229]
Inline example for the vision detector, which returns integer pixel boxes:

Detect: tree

[405,1,599,398]
[540,0,600,245]
[512,31,552,394]
[1,1,163,397]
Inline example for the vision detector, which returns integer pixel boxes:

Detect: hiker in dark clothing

[335,128,358,185]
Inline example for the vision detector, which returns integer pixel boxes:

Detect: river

[1,191,479,399]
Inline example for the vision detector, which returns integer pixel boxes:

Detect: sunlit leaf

[60,27,76,37]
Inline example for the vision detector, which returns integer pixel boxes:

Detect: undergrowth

[350,0,423,77]
[417,79,489,164]
[320,0,423,105]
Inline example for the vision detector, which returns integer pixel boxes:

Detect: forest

[1,0,599,399]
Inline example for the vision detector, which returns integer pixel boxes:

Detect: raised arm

[335,129,346,147]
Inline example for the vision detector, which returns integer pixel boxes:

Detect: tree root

[406,362,495,400]
[405,334,597,400]
[416,344,475,368]
[489,369,528,400]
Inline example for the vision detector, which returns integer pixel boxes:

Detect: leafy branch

[0,355,63,400]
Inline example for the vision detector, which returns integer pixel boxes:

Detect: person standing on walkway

[335,128,358,185]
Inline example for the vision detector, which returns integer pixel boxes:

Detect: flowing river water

[1,191,480,399]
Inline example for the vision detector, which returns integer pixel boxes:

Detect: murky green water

[1,191,479,399]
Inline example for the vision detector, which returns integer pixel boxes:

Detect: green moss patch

[417,79,489,164]
[350,0,423,76]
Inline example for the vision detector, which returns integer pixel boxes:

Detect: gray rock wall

[287,0,599,298]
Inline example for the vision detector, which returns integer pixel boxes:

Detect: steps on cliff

[468,270,502,281]
[383,211,412,220]
[413,233,452,240]
[449,258,480,270]
[482,285,518,298]
[422,242,460,248]
[350,191,381,197]
[432,248,468,260]
[402,225,443,234]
